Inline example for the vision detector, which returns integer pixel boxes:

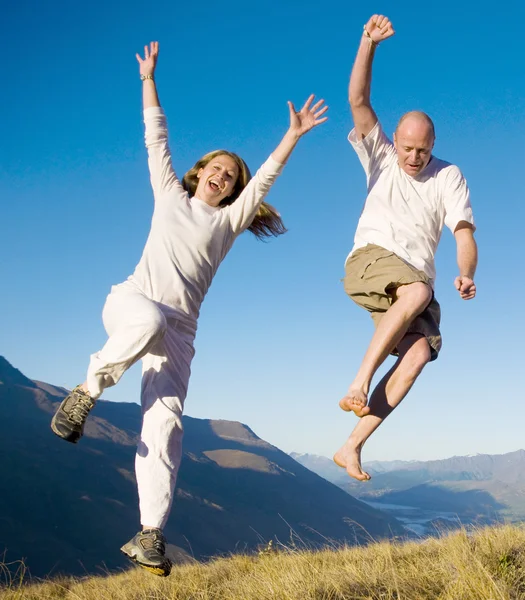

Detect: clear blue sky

[2,0,524,463]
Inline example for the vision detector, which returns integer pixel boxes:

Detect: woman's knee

[103,292,168,344]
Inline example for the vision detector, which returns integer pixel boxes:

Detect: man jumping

[334,15,477,481]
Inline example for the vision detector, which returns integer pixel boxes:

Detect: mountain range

[291,450,525,535]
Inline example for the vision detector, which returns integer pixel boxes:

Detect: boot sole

[50,416,80,443]
[120,545,171,577]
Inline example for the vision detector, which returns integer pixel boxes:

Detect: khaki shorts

[343,244,442,361]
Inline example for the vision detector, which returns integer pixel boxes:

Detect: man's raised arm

[349,15,395,140]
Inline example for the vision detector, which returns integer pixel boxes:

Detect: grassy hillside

[3,525,525,599]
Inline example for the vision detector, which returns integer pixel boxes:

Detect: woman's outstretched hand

[136,41,159,78]
[270,95,329,165]
[287,95,328,138]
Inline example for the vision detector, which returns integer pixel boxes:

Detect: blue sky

[2,0,525,463]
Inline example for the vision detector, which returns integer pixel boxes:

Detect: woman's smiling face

[195,154,240,207]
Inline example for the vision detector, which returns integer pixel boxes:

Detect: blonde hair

[182,150,287,240]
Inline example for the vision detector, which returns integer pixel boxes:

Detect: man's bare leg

[334,334,430,480]
[340,282,432,415]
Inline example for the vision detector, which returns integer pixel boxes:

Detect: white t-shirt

[122,106,283,322]
[348,121,475,283]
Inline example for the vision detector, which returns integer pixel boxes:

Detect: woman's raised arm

[228,95,328,235]
[136,42,161,109]
[136,42,182,197]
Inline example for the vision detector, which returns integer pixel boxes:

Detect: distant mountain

[0,357,405,578]
[362,459,418,474]
[289,453,413,483]
[291,451,525,536]
[289,452,349,485]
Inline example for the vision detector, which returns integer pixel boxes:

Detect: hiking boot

[121,529,172,576]
[50,385,95,443]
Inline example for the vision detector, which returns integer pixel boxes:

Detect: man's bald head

[396,111,435,139]
[393,111,435,176]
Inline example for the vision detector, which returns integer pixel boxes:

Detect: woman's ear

[197,167,203,179]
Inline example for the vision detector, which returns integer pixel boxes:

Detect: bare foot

[339,388,371,417]
[333,444,371,481]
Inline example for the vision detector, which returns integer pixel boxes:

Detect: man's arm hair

[454,222,477,280]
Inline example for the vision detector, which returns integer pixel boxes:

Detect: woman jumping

[51,41,328,576]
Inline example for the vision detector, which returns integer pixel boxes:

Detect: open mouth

[208,179,223,193]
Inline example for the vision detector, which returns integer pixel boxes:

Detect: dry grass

[3,525,525,599]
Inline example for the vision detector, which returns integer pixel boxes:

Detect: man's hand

[454,276,476,300]
[364,15,395,45]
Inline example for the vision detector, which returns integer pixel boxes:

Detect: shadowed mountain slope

[0,357,405,578]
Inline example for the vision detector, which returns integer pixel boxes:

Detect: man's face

[393,118,435,177]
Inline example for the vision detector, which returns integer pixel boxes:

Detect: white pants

[86,282,196,529]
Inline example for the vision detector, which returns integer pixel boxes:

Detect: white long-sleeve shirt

[123,107,283,322]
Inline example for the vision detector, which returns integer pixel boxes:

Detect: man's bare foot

[333,443,371,481]
[339,388,371,417]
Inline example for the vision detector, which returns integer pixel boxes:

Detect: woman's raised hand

[270,95,328,164]
[136,41,159,78]
[287,95,328,138]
